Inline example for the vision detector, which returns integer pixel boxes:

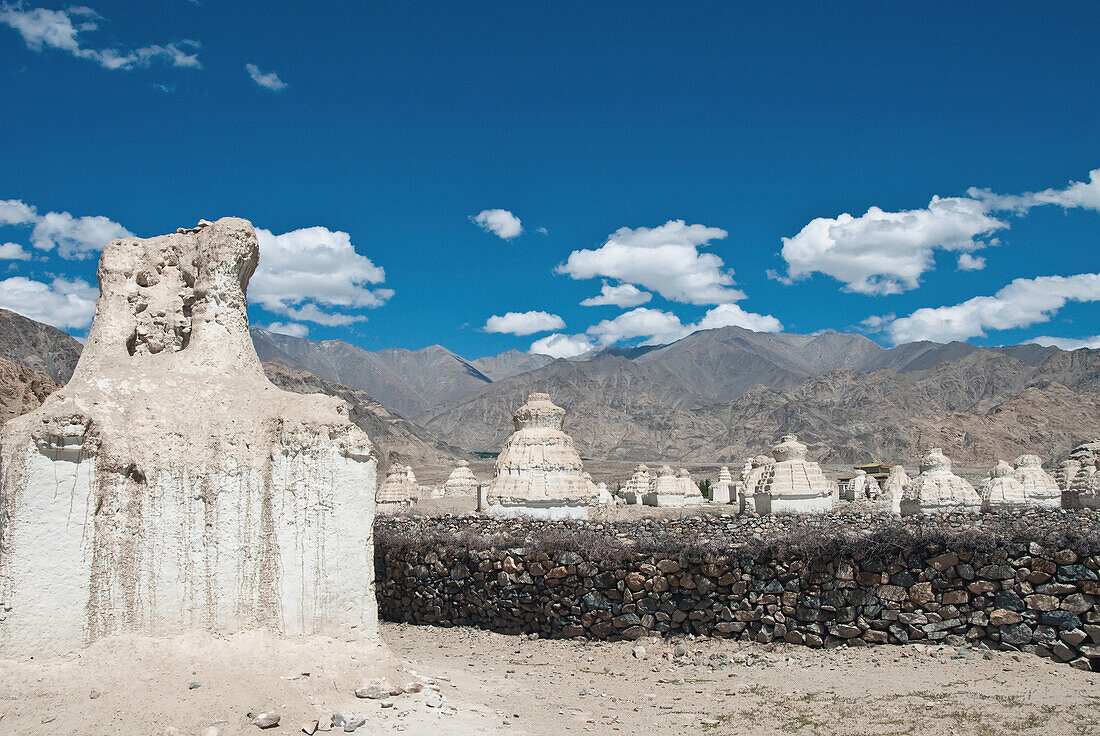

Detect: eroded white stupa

[1057,440,1100,509]
[377,463,418,506]
[879,464,910,515]
[900,448,980,515]
[747,435,834,514]
[621,464,651,505]
[1011,454,1061,508]
[979,460,1028,511]
[486,393,599,518]
[840,469,879,502]
[441,459,478,497]
[0,218,377,656]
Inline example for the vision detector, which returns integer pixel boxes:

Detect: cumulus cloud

[879,272,1100,344]
[0,275,98,329]
[0,242,31,260]
[0,5,201,70]
[558,220,745,305]
[0,199,37,225]
[1025,334,1100,350]
[968,167,1100,214]
[483,310,565,336]
[264,321,309,338]
[245,63,287,91]
[471,209,522,240]
[0,199,132,259]
[579,281,652,308]
[30,210,133,259]
[776,197,1007,295]
[529,332,594,359]
[956,253,986,271]
[587,304,783,347]
[251,226,392,327]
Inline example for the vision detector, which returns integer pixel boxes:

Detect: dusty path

[1,622,1096,735]
[387,622,1100,736]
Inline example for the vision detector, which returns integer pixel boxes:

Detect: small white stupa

[979,460,1028,511]
[1057,440,1100,509]
[377,463,418,506]
[878,464,910,515]
[747,435,834,514]
[486,393,600,518]
[621,464,651,505]
[901,448,980,515]
[441,459,478,497]
[711,466,735,504]
[1012,455,1061,508]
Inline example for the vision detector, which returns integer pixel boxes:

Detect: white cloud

[0,276,98,329]
[693,303,784,333]
[968,167,1100,213]
[557,220,744,305]
[30,210,132,259]
[881,272,1100,344]
[1025,334,1100,350]
[0,199,132,259]
[471,209,522,240]
[245,63,287,91]
[264,321,309,338]
[251,226,392,327]
[483,310,565,336]
[579,281,652,308]
[956,253,986,271]
[586,304,783,347]
[0,5,201,70]
[587,307,687,346]
[529,332,594,359]
[536,226,548,235]
[777,196,1007,295]
[0,199,37,225]
[0,242,31,260]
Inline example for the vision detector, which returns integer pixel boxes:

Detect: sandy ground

[389,623,1100,736]
[4,623,1095,736]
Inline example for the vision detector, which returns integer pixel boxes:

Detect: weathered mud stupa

[746,434,834,514]
[1058,440,1100,509]
[0,218,377,656]
[900,447,980,515]
[440,459,478,497]
[486,393,599,518]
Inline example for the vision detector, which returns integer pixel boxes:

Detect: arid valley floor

[1,622,1097,736]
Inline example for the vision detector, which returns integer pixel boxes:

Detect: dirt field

[3,622,1096,735]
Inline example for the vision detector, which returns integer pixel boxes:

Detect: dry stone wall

[375,510,1100,670]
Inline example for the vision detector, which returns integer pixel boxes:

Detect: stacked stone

[746,435,834,514]
[376,509,1100,670]
[901,448,981,516]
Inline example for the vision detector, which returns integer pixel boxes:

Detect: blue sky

[0,1,1097,358]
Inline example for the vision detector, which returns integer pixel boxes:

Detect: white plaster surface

[0,218,377,656]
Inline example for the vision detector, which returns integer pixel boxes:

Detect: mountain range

[0,308,1095,468]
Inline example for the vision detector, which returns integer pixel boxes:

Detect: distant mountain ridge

[0,308,1094,467]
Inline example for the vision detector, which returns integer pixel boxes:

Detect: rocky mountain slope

[0,309,84,384]
[0,356,60,426]
[424,347,1100,466]
[1,308,1094,467]
[0,311,464,470]
[260,362,464,472]
[252,328,492,419]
